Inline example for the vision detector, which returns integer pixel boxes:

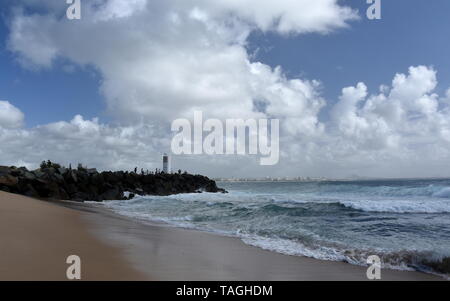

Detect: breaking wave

[99,179,450,277]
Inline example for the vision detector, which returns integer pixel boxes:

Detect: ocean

[99,179,450,276]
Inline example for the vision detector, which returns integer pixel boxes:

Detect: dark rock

[100,187,122,201]
[23,171,37,181]
[9,169,21,177]
[422,257,450,274]
[72,192,90,202]
[87,168,98,174]
[59,188,70,200]
[69,171,78,183]
[34,170,45,178]
[0,175,19,187]
[0,166,11,175]
[44,182,61,199]
[66,183,78,196]
[0,162,227,202]
[24,184,40,198]
[52,173,65,183]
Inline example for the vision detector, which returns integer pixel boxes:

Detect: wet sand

[0,191,443,281]
[0,191,144,280]
[73,203,443,281]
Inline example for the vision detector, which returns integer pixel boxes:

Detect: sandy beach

[0,191,144,281]
[0,191,443,281]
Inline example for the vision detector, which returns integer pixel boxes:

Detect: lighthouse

[162,153,170,174]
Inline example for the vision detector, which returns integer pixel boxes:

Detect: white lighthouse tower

[162,153,170,174]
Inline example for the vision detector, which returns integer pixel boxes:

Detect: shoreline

[69,201,444,281]
[0,191,444,281]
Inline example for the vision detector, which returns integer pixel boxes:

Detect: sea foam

[98,179,450,277]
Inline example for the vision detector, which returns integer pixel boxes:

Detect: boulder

[0,166,12,177]
[23,184,40,198]
[23,171,37,181]
[0,161,227,202]
[100,187,123,201]
[0,175,18,187]
[72,192,90,202]
[69,171,78,183]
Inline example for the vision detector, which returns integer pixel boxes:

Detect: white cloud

[4,1,450,178]
[93,0,148,21]
[0,101,24,129]
[0,114,168,171]
[322,66,450,177]
[250,64,325,136]
[7,12,59,68]
[2,66,450,178]
[6,0,356,124]
[209,0,359,34]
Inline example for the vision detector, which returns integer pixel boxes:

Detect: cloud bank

[2,0,450,178]
[0,101,24,129]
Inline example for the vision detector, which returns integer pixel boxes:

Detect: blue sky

[2,0,450,127]
[250,0,450,114]
[1,0,450,177]
[0,13,104,127]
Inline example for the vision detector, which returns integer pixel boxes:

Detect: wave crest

[338,200,450,214]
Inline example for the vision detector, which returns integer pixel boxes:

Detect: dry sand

[0,191,444,281]
[0,191,144,280]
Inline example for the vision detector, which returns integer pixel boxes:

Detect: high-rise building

[162,153,170,173]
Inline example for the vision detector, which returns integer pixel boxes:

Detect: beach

[0,191,443,281]
[0,191,144,281]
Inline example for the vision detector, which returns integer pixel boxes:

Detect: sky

[1,0,450,178]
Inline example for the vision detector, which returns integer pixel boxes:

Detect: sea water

[100,179,450,276]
